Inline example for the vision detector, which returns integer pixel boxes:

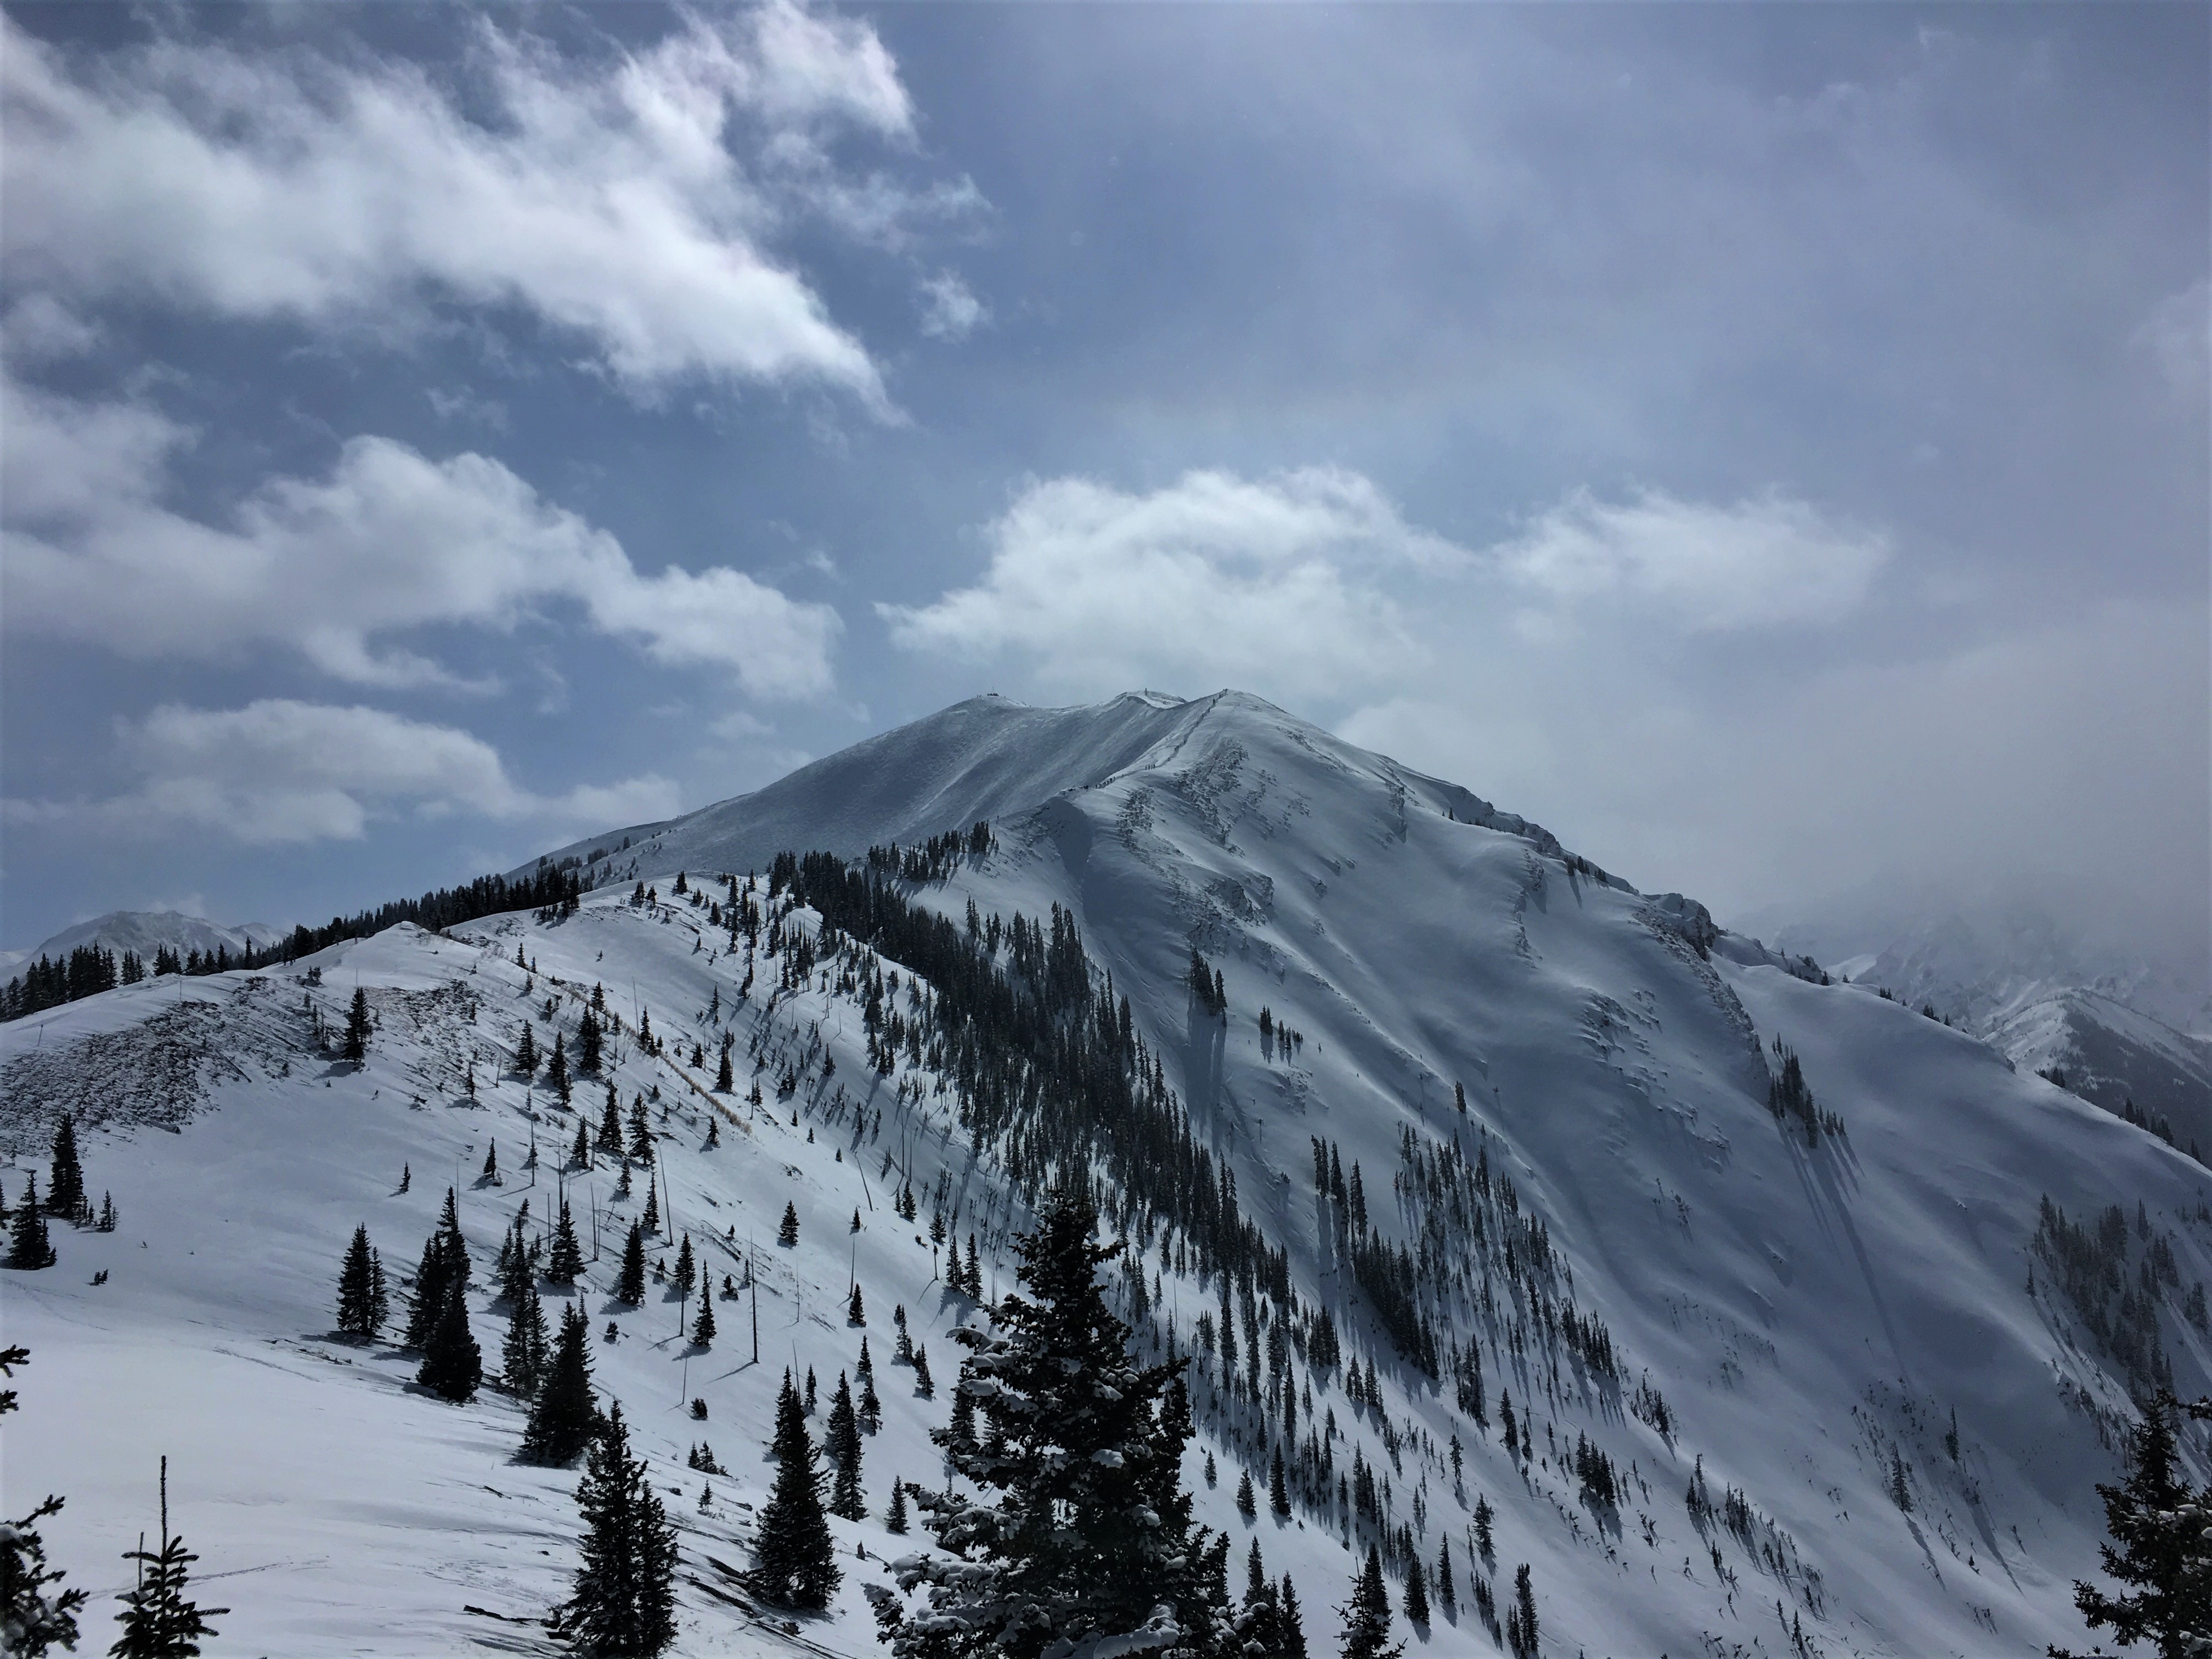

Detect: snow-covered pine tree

[548,1201,584,1286]
[2054,1392,2212,1658]
[848,1282,865,1325]
[7,1175,56,1270]
[570,1120,591,1172]
[481,1141,498,1183]
[885,1477,909,1533]
[521,1302,601,1465]
[641,1180,659,1237]
[110,1458,227,1658]
[1278,1577,1308,1659]
[870,1183,1239,1659]
[0,1345,87,1656]
[554,1402,678,1657]
[1504,1565,1538,1659]
[617,1224,647,1306]
[690,1293,715,1348]
[752,1372,839,1609]
[1236,1468,1256,1519]
[597,1086,623,1156]
[417,1279,482,1403]
[46,1115,86,1224]
[715,1048,733,1092]
[1337,1544,1401,1659]
[546,1031,571,1105]
[778,1203,799,1246]
[577,1009,603,1076]
[516,1022,538,1076]
[1435,1537,1455,1616]
[675,1235,695,1299]
[342,988,371,1064]
[336,1225,386,1341]
[503,1284,550,1399]
[628,1098,654,1162]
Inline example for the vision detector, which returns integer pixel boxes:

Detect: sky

[2,2,2205,970]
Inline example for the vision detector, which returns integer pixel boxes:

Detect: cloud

[2136,278,2209,403]
[918,270,987,340]
[1,294,100,362]
[0,5,975,407]
[882,467,1463,698]
[1489,488,1892,633]
[0,370,842,698]
[2,700,680,845]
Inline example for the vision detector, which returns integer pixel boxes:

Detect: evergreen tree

[1401,1553,1429,1627]
[555,1403,678,1657]
[417,1280,482,1403]
[47,1115,86,1223]
[342,988,371,1064]
[1505,1565,1538,1659]
[2055,1393,2212,1659]
[675,1235,695,1300]
[886,1478,910,1533]
[617,1223,647,1305]
[1435,1538,1455,1616]
[1279,1578,1309,1659]
[546,1032,571,1105]
[870,1184,1240,1659]
[752,1372,839,1609]
[517,1022,539,1076]
[1237,1468,1257,1519]
[690,1291,716,1349]
[778,1202,800,1246]
[597,1086,623,1156]
[628,1098,654,1163]
[403,1199,469,1351]
[1474,1494,1494,1561]
[548,1201,584,1286]
[1338,1545,1400,1659]
[577,1009,603,1076]
[0,1346,87,1656]
[825,1374,864,1519]
[503,1285,551,1400]
[571,1120,591,1171]
[848,1282,865,1325]
[1270,1446,1291,1517]
[522,1302,601,1466]
[8,1175,55,1270]
[715,1048,733,1092]
[481,1141,498,1183]
[336,1225,387,1340]
[109,1458,227,1658]
[641,1180,659,1237]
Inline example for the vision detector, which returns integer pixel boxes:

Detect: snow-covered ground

[5,689,2206,1657]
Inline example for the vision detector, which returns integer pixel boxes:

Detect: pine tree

[46,1115,86,1224]
[1237,1468,1257,1519]
[885,1478,910,1533]
[521,1302,601,1466]
[848,1282,865,1325]
[752,1372,839,1609]
[577,1009,603,1076]
[8,1175,56,1270]
[547,1031,571,1105]
[690,1297,715,1349]
[555,1402,678,1657]
[1270,1445,1291,1517]
[481,1141,498,1183]
[2056,1393,2212,1659]
[1435,1537,1455,1616]
[548,1201,584,1286]
[617,1224,647,1306]
[1505,1564,1538,1659]
[1474,1494,1494,1561]
[871,1184,1240,1659]
[403,1199,469,1350]
[641,1180,660,1237]
[1401,1553,1429,1627]
[628,1098,654,1163]
[109,1458,227,1658]
[715,1048,733,1092]
[342,988,371,1064]
[336,1225,387,1340]
[778,1202,800,1246]
[597,1086,623,1155]
[1338,1544,1401,1659]
[0,1346,87,1656]
[517,1022,539,1076]
[503,1285,551,1399]
[1280,1577,1310,1659]
[675,1235,695,1300]
[417,1280,482,1403]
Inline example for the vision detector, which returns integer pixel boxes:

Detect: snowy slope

[1983,987,2212,1146]
[5,689,2208,1658]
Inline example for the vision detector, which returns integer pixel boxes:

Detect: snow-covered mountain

[0,908,287,975]
[4,689,2204,1658]
[1758,894,2212,1152]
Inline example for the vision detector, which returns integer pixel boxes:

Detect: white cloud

[2,700,679,845]
[0,370,842,698]
[1,294,100,362]
[1489,488,1891,632]
[918,270,987,340]
[0,5,972,407]
[881,467,1463,698]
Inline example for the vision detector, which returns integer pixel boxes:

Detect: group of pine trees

[6,1114,116,1272]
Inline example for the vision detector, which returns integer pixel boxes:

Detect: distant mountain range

[0,909,286,976]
